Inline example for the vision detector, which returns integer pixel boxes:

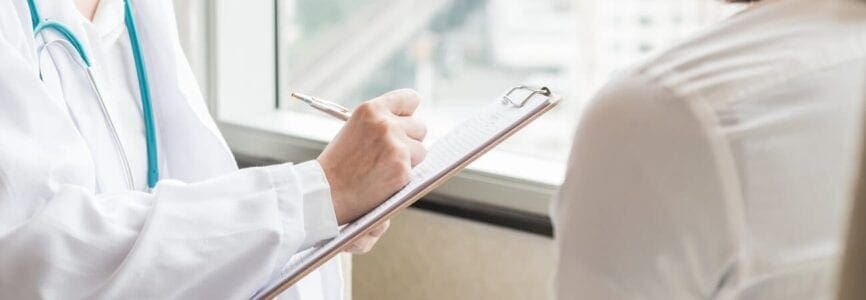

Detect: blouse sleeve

[553,72,740,299]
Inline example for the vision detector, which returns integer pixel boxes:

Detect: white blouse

[553,0,866,298]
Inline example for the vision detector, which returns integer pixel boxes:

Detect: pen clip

[312,98,350,114]
[292,92,352,121]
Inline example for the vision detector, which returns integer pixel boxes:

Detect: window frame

[201,0,559,216]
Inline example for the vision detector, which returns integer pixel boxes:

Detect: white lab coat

[554,0,866,299]
[0,0,342,299]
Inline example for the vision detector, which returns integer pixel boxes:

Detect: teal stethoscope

[26,0,159,189]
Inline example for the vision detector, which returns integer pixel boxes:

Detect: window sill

[217,110,562,216]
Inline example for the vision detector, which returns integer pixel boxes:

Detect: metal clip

[501,85,551,108]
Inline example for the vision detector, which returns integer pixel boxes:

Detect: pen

[291,92,352,121]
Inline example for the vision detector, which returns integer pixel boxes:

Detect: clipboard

[253,85,562,299]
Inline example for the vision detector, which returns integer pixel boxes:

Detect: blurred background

[275,2,738,298]
[176,0,743,299]
[276,0,739,164]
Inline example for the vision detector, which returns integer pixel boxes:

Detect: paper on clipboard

[253,86,561,299]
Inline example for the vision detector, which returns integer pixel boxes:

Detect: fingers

[406,139,426,167]
[396,114,426,168]
[362,89,426,141]
[369,220,391,237]
[345,221,391,254]
[379,89,420,116]
[345,238,374,254]
[399,116,427,141]
[377,92,425,167]
[321,89,426,226]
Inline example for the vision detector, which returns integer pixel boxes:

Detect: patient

[553,0,866,298]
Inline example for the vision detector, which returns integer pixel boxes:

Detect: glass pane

[277,0,740,162]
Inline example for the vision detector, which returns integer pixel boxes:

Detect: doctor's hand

[344,220,390,254]
[318,89,427,225]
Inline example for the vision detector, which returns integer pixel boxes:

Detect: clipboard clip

[501,85,551,108]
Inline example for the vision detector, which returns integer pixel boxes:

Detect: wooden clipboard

[253,86,561,299]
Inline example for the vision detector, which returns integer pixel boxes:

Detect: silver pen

[291,92,352,121]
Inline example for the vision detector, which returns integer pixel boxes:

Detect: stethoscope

[26,0,159,190]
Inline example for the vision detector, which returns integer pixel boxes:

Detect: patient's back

[554,0,866,298]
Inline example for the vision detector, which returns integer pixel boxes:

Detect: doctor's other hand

[345,220,391,254]
[318,89,427,225]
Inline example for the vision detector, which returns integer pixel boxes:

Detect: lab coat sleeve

[552,72,740,299]
[0,160,339,299]
[0,4,342,297]
[273,161,342,251]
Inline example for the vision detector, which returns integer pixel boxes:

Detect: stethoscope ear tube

[33,20,92,67]
[36,39,84,79]
[34,32,137,191]
[85,68,138,191]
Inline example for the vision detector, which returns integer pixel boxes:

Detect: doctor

[0,0,426,299]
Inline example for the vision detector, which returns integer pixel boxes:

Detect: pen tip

[291,92,306,101]
[292,91,311,98]
[291,92,315,104]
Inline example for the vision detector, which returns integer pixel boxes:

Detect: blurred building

[278,0,740,161]
[586,0,735,84]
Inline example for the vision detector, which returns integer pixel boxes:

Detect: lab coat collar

[33,1,94,51]
[89,0,125,40]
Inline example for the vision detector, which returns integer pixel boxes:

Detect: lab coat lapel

[0,4,98,195]
[125,0,237,182]
[124,3,345,299]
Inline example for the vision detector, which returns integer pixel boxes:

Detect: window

[208,0,741,213]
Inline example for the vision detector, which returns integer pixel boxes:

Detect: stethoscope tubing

[27,0,159,190]
[122,1,159,189]
[37,39,137,190]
